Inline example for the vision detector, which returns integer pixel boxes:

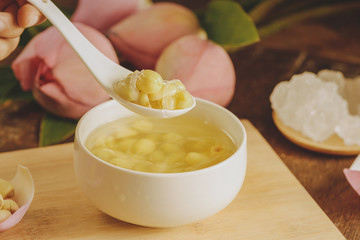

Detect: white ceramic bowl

[73,98,247,228]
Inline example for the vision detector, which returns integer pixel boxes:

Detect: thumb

[17,3,46,28]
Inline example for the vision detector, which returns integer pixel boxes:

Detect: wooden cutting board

[0,120,345,240]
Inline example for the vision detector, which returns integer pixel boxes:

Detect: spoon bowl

[27,0,195,118]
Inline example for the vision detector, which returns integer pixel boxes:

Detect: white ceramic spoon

[27,0,195,118]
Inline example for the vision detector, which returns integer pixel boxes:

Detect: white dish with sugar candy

[270,69,360,155]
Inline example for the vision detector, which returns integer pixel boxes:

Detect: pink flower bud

[108,2,201,69]
[155,35,236,106]
[12,23,118,119]
[71,0,151,33]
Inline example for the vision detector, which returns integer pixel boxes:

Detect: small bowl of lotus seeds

[73,98,247,228]
[0,179,19,224]
[0,165,34,232]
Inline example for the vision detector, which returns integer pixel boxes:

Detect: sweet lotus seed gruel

[113,69,194,110]
[86,116,236,173]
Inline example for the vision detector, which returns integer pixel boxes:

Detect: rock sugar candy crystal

[270,70,360,145]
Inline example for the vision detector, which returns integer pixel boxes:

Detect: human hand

[0,0,45,60]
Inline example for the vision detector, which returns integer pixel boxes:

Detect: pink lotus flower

[108,2,202,69]
[71,0,151,33]
[12,23,118,119]
[344,168,360,196]
[155,35,236,106]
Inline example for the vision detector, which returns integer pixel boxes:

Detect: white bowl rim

[75,98,247,178]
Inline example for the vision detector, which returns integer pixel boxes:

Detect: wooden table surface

[0,1,359,239]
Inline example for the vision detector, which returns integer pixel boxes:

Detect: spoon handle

[26,0,132,89]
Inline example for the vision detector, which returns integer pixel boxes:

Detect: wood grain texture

[0,121,345,240]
